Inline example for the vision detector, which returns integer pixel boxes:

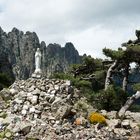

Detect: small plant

[74,99,89,112]
[94,85,127,111]
[138,124,140,130]
[0,112,7,119]
[88,112,107,125]
[0,73,13,90]
[0,129,13,139]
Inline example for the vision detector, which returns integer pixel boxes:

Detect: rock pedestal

[31,72,42,78]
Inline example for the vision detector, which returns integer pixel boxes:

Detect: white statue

[35,48,42,73]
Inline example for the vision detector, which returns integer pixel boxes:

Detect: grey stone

[28,85,36,92]
[32,89,40,95]
[51,97,61,106]
[125,111,140,123]
[31,95,38,105]
[106,119,121,129]
[49,95,55,103]
[14,98,23,104]
[20,123,32,135]
[121,120,131,129]
[9,88,18,95]
[23,105,29,110]
[21,109,27,116]
[56,105,72,119]
[107,111,117,119]
[29,107,35,113]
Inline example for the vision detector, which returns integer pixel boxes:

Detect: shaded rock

[5,131,12,138]
[31,95,38,105]
[9,88,18,95]
[19,123,32,135]
[107,111,117,119]
[121,120,131,129]
[0,89,12,101]
[56,105,72,119]
[125,111,140,123]
[106,119,121,129]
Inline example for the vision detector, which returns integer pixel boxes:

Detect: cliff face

[0,27,15,82]
[0,27,40,80]
[44,42,81,77]
[0,27,81,80]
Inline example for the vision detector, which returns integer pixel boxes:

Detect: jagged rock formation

[0,28,15,82]
[0,27,81,81]
[0,27,40,80]
[45,43,81,77]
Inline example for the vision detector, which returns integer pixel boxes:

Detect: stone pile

[9,78,74,120]
[0,78,140,140]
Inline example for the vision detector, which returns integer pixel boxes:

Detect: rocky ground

[0,78,140,140]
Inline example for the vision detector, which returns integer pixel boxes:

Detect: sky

[0,0,140,58]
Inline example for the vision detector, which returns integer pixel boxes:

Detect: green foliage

[94,85,127,111]
[0,129,13,139]
[74,99,89,112]
[51,72,73,80]
[70,64,82,71]
[92,70,106,91]
[0,88,12,102]
[52,72,94,100]
[74,80,92,89]
[94,70,105,79]
[132,83,140,91]
[82,55,95,66]
[127,45,140,54]
[103,48,124,60]
[71,56,97,78]
[129,104,140,112]
[26,138,39,140]
[0,73,12,90]
[0,112,7,118]
[51,72,91,88]
[94,58,103,71]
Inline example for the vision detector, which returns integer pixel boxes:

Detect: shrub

[129,104,140,112]
[88,112,106,125]
[0,73,13,90]
[0,129,13,139]
[133,83,140,91]
[0,112,7,118]
[74,99,89,112]
[94,85,127,111]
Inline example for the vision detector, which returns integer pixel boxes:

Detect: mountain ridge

[0,27,81,81]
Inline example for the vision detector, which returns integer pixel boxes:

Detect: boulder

[121,120,131,129]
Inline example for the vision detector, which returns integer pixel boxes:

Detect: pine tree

[103,29,140,117]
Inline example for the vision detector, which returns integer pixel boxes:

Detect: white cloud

[0,0,140,58]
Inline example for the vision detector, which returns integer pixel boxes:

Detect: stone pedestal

[32,72,42,79]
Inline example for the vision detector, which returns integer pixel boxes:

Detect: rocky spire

[0,27,82,80]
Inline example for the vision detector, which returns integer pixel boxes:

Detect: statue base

[32,71,42,79]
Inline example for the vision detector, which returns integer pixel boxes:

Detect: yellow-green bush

[74,99,89,112]
[0,129,13,139]
[88,112,107,125]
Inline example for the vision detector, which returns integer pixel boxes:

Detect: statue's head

[37,48,40,51]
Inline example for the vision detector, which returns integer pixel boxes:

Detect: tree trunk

[118,91,140,118]
[122,64,129,92]
[105,60,118,90]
